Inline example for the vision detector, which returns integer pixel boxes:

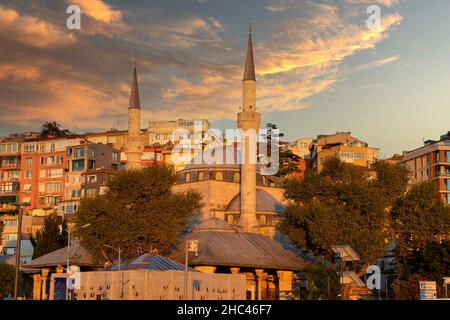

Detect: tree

[279,158,408,267]
[75,165,202,262]
[297,261,340,300]
[31,214,67,259]
[277,149,302,178]
[0,263,17,299]
[391,182,450,298]
[39,121,71,138]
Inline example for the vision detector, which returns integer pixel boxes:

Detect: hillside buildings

[309,132,380,172]
[401,131,450,205]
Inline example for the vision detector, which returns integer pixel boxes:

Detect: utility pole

[13,204,24,300]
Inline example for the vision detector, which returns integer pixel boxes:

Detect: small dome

[182,145,241,171]
[193,218,235,232]
[227,189,284,213]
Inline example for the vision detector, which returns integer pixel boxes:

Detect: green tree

[76,165,202,262]
[31,214,67,259]
[277,149,302,178]
[298,261,340,300]
[391,182,450,298]
[280,158,408,267]
[0,263,17,299]
[39,121,71,137]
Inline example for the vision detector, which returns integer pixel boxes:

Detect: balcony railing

[0,163,20,169]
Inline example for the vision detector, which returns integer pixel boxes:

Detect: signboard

[419,281,437,300]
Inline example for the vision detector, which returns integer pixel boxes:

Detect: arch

[186,173,191,183]
[233,172,240,183]
[215,171,223,181]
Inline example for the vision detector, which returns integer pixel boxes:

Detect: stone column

[32,274,43,300]
[254,269,264,300]
[276,270,294,300]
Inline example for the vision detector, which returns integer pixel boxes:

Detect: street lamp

[66,223,90,300]
[103,245,122,299]
[11,201,30,300]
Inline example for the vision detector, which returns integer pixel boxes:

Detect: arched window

[216,172,223,181]
[227,215,234,225]
[199,172,204,181]
[233,173,240,183]
[259,215,267,226]
[186,173,191,183]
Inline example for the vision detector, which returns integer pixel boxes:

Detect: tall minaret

[237,26,261,231]
[124,62,144,170]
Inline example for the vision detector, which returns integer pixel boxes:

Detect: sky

[0,0,449,157]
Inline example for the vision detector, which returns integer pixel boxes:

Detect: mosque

[123,28,307,299]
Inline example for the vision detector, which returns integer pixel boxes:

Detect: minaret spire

[243,24,256,81]
[237,26,261,232]
[129,61,141,109]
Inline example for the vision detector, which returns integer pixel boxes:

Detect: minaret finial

[129,61,141,109]
[243,24,256,81]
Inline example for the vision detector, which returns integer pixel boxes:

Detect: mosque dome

[182,145,242,171]
[226,189,284,214]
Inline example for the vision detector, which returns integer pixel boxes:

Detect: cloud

[69,0,122,23]
[0,5,75,48]
[346,0,401,7]
[0,0,405,133]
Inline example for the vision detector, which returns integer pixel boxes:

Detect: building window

[87,175,97,183]
[227,215,234,225]
[25,170,32,179]
[446,151,450,163]
[233,173,240,183]
[25,157,32,165]
[72,160,85,171]
[216,172,223,181]
[88,160,95,170]
[436,151,440,162]
[198,172,204,181]
[259,215,267,226]
[5,219,18,227]
[185,174,191,183]
[88,147,95,158]
[74,147,85,158]
[112,152,119,162]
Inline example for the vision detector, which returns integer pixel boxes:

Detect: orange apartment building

[19,136,85,210]
[310,132,380,172]
[401,131,450,205]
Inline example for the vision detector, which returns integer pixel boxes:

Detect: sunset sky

[0,0,449,157]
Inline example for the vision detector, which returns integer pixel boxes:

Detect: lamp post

[12,201,29,300]
[66,223,90,300]
[103,245,122,299]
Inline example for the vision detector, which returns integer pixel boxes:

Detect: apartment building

[401,131,450,204]
[147,119,209,145]
[310,132,380,172]
[19,136,86,210]
[0,140,21,211]
[58,141,120,216]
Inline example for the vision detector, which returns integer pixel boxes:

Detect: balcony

[0,162,20,170]
[436,172,450,177]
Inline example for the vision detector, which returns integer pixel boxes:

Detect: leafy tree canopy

[75,165,202,263]
[277,149,302,178]
[31,214,67,259]
[297,261,340,300]
[279,157,409,266]
[39,121,71,138]
[0,263,18,299]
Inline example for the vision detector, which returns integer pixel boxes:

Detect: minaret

[124,62,144,170]
[237,26,261,231]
